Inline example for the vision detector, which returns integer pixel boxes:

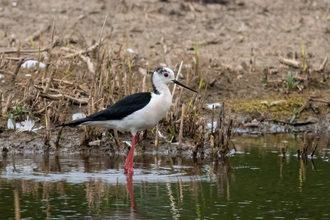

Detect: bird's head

[152,67,198,93]
[153,67,175,84]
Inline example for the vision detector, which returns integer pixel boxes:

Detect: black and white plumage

[61,67,197,174]
[63,92,152,128]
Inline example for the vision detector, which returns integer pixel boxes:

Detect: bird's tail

[57,118,91,128]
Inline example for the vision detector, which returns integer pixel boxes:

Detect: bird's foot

[124,167,134,174]
[124,162,134,174]
[124,162,130,174]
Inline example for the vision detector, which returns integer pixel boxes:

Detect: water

[1,134,330,219]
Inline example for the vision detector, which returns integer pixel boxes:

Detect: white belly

[83,92,172,135]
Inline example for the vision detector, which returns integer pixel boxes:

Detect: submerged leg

[124,134,137,174]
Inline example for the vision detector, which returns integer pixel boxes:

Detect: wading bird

[61,67,197,174]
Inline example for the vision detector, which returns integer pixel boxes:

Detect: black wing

[61,92,152,127]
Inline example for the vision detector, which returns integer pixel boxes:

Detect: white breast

[84,92,172,135]
[119,92,172,134]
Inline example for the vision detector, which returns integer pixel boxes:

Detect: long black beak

[172,80,198,93]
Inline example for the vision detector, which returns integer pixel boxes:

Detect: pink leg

[124,134,137,174]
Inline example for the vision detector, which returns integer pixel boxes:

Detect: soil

[1,0,330,153]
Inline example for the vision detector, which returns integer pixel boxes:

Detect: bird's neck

[152,80,171,97]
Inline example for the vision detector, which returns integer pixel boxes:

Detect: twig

[279,56,301,68]
[1,57,27,61]
[35,101,54,114]
[60,47,80,53]
[54,127,63,149]
[53,79,74,86]
[51,20,55,44]
[155,124,159,147]
[211,105,214,136]
[210,135,214,147]
[40,93,88,105]
[35,84,86,96]
[142,74,146,92]
[0,69,14,75]
[99,14,108,43]
[44,99,51,147]
[171,61,183,96]
[23,25,51,43]
[43,68,57,93]
[163,44,172,68]
[268,68,278,74]
[12,59,25,80]
[2,94,13,115]
[113,129,122,149]
[63,42,100,59]
[86,56,95,74]
[188,2,196,20]
[97,14,109,60]
[311,142,318,157]
[0,39,59,54]
[229,139,237,151]
[249,48,255,73]
[178,104,185,148]
[315,57,328,72]
[310,98,330,105]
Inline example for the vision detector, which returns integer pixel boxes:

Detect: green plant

[167,126,175,141]
[286,71,299,91]
[290,108,299,123]
[4,105,30,128]
[199,77,203,90]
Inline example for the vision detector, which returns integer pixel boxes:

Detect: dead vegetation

[0,16,235,158]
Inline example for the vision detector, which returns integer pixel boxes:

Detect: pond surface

[1,134,330,219]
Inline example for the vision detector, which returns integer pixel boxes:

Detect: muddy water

[1,135,330,219]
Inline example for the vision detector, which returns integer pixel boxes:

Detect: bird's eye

[164,73,168,77]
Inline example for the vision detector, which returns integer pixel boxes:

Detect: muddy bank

[1,117,329,156]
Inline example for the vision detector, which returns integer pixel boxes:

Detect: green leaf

[11,118,16,129]
[194,45,199,55]
[199,77,203,90]
[293,108,298,114]
[30,37,35,48]
[168,126,174,135]
[293,81,299,88]
[287,71,292,88]
[290,115,296,123]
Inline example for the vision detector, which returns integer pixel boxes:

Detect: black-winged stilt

[61,67,197,174]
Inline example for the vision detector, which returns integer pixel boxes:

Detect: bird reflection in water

[126,174,136,213]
